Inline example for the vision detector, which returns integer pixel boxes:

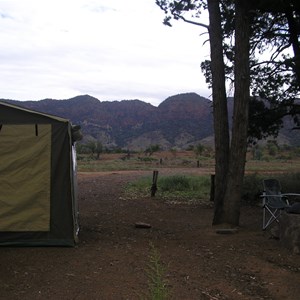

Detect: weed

[142,243,170,300]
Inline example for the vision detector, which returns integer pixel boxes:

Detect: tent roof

[0,101,69,123]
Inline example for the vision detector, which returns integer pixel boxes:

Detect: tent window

[0,124,51,231]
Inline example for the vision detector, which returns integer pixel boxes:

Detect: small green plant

[124,175,211,202]
[159,175,210,200]
[160,175,190,192]
[143,243,170,300]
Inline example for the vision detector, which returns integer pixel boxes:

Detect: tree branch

[174,13,209,29]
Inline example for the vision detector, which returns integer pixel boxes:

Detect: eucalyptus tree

[155,0,299,226]
[249,1,300,129]
[156,0,252,225]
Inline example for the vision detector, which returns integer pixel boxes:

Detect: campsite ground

[1,152,300,299]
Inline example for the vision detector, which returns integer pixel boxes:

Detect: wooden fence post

[151,170,159,197]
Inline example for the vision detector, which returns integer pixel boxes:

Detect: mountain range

[1,93,299,150]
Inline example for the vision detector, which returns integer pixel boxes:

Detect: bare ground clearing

[1,168,300,300]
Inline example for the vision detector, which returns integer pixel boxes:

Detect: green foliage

[193,143,213,158]
[138,157,158,162]
[159,175,211,200]
[194,143,205,157]
[125,170,300,204]
[143,243,170,300]
[145,144,161,156]
[248,143,300,161]
[157,1,300,142]
[125,175,210,201]
[242,173,264,203]
[266,141,278,156]
[247,98,285,144]
[125,177,153,195]
[77,138,103,159]
[160,175,190,192]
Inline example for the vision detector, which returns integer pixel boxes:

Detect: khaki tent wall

[0,102,78,246]
[0,124,51,231]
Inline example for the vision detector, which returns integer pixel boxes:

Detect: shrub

[125,175,211,201]
[160,175,190,192]
[242,173,263,203]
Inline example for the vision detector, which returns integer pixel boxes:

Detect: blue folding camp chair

[262,179,300,230]
[262,179,290,230]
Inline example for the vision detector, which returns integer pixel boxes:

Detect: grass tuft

[143,243,170,300]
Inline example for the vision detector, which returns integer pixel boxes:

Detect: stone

[134,222,151,229]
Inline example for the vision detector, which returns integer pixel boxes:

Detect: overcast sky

[0,0,211,106]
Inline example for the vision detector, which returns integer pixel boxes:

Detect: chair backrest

[263,179,286,208]
[263,178,281,195]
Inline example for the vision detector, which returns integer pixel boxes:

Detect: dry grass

[77,150,300,174]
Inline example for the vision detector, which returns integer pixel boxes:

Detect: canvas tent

[0,101,79,246]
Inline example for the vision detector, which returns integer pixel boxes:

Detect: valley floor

[1,169,300,299]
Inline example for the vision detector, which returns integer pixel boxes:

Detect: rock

[134,222,151,229]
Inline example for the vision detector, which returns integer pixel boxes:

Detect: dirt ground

[1,168,300,300]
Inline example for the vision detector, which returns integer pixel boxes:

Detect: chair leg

[263,207,280,230]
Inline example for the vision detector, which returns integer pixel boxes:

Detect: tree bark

[223,0,251,226]
[285,5,300,89]
[207,0,230,225]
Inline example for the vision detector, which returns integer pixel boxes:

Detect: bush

[126,172,300,205]
[125,175,211,201]
[242,173,263,203]
[160,175,190,192]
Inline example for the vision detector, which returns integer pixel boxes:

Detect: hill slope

[1,93,299,149]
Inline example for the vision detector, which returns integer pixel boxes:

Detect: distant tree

[85,139,103,159]
[266,140,278,156]
[75,142,85,154]
[145,144,161,156]
[194,143,205,157]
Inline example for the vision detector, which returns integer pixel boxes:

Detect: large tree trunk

[222,0,251,226]
[207,0,230,225]
[285,6,300,89]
